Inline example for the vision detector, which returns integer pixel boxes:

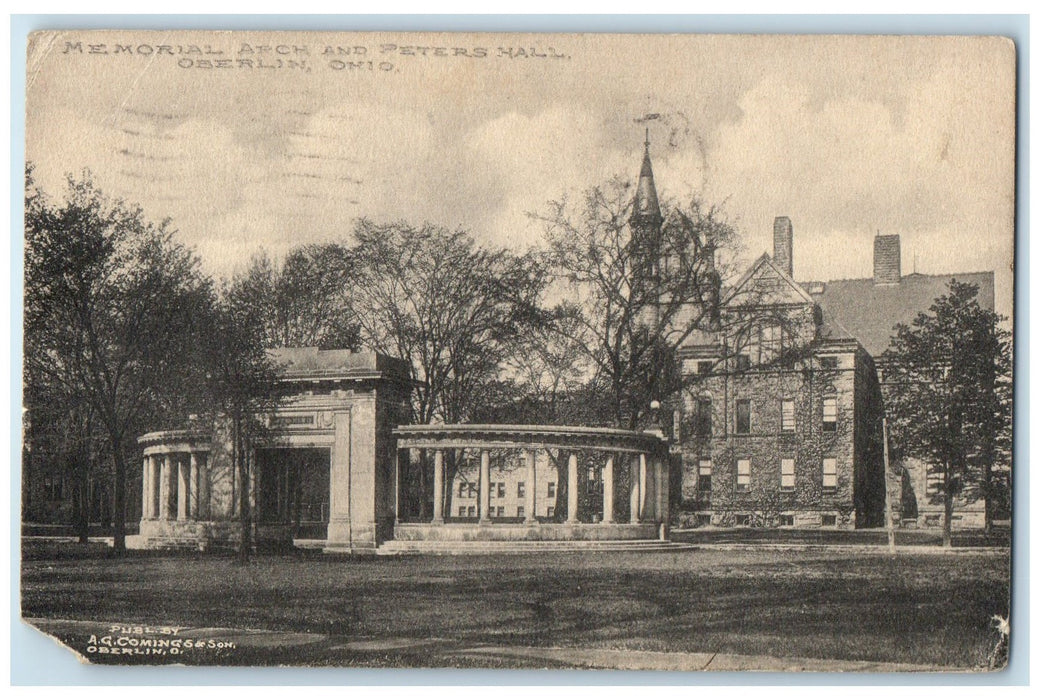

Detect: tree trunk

[984,459,994,534]
[236,415,251,562]
[942,462,953,549]
[74,468,89,544]
[110,445,127,554]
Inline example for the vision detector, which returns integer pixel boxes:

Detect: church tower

[631,131,664,329]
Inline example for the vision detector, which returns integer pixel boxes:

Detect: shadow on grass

[20,539,1010,670]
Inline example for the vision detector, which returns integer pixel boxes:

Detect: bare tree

[537,177,738,428]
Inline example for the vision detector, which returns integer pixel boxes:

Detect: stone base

[905,509,986,530]
[128,519,296,551]
[678,510,857,529]
[393,522,660,542]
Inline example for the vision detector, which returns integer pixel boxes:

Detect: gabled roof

[803,271,995,357]
[725,253,816,307]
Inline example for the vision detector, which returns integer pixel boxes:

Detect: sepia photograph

[18,29,1015,673]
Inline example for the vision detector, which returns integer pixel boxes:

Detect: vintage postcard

[21,30,1014,672]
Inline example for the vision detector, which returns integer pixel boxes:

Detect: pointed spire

[631,133,662,225]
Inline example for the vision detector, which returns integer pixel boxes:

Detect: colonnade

[140,451,209,521]
[403,445,667,526]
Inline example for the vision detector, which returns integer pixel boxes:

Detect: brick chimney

[873,234,901,285]
[773,216,793,277]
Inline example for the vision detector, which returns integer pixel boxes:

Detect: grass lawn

[20,540,1010,670]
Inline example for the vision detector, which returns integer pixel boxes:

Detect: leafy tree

[240,245,361,350]
[24,171,210,552]
[350,219,549,425]
[349,220,548,518]
[537,177,736,429]
[198,275,284,561]
[884,280,1012,545]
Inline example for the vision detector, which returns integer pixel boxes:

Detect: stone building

[673,238,887,529]
[129,349,413,552]
[631,143,997,529]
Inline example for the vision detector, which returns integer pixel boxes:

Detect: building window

[735,354,751,372]
[760,324,781,363]
[547,482,556,498]
[736,459,751,491]
[822,397,837,432]
[821,514,837,527]
[697,459,712,492]
[467,506,476,517]
[781,399,796,432]
[735,513,751,527]
[488,482,496,499]
[697,360,713,375]
[458,482,467,497]
[497,483,506,498]
[43,475,63,501]
[779,514,794,527]
[822,457,837,490]
[820,356,839,370]
[736,399,752,434]
[781,458,795,490]
[468,483,478,498]
[517,482,526,498]
[497,506,505,517]
[546,506,555,518]
[458,506,466,517]
[517,505,525,519]
[694,398,712,437]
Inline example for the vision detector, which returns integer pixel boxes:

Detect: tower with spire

[631,130,664,329]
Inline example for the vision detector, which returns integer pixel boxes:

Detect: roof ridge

[799,270,994,286]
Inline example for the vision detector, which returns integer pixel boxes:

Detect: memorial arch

[129,348,670,553]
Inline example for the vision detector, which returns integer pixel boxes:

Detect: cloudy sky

[25,31,1016,316]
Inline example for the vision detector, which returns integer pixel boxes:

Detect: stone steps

[375,539,692,555]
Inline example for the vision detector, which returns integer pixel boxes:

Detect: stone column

[197,453,210,520]
[150,455,161,519]
[432,449,445,524]
[566,453,579,524]
[177,455,189,521]
[525,448,537,524]
[141,456,151,520]
[602,455,614,524]
[394,448,401,525]
[159,454,172,521]
[479,449,491,523]
[629,454,641,523]
[639,453,648,522]
[189,453,200,520]
[654,457,666,524]
[326,412,353,548]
